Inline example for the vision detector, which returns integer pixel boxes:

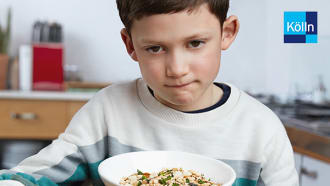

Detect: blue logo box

[284,11,317,43]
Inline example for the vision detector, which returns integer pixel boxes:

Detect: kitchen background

[0,0,329,98]
[0,0,329,186]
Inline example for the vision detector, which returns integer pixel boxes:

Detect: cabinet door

[294,153,302,173]
[66,101,86,124]
[0,100,67,139]
[301,156,330,186]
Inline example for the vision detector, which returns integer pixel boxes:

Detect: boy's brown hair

[116,0,230,35]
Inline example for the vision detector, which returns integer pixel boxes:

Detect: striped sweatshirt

[0,78,299,186]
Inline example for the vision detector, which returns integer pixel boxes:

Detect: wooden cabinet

[0,99,87,140]
[294,153,302,174]
[285,126,330,163]
[301,156,330,186]
[66,101,87,124]
[294,152,330,186]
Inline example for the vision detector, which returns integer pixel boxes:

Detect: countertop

[281,115,330,164]
[0,90,95,101]
[263,102,330,164]
[285,124,330,163]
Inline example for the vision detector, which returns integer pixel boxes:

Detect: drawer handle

[300,167,318,179]
[10,113,38,120]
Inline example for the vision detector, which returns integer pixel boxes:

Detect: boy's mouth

[165,82,193,88]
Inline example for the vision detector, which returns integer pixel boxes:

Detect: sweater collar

[136,78,240,126]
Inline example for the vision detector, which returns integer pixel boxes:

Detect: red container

[32,43,64,91]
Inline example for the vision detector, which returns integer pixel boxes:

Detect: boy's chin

[159,96,198,111]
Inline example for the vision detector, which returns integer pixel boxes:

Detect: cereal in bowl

[120,168,222,186]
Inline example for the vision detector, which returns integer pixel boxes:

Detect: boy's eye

[188,40,205,48]
[146,46,163,54]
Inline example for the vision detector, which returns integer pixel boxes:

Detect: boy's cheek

[140,64,164,81]
[194,52,221,68]
[192,58,220,78]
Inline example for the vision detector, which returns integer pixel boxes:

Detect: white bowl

[0,180,24,186]
[98,151,236,186]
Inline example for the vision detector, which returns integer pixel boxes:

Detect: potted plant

[0,8,11,89]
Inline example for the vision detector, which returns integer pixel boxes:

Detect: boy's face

[121,4,239,111]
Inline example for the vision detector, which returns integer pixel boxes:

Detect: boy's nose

[165,51,189,78]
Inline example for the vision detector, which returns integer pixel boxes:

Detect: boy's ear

[120,28,138,61]
[221,15,240,50]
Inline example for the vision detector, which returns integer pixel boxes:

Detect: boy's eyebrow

[139,32,212,44]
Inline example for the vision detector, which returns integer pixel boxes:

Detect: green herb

[159,179,166,185]
[186,178,190,183]
[159,175,172,185]
[165,175,172,181]
[137,181,142,186]
[137,169,143,175]
[158,169,172,176]
[198,179,206,184]
[172,183,179,186]
[141,175,146,180]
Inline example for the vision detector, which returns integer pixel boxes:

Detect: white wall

[0,0,140,83]
[264,0,330,99]
[220,0,269,93]
[1,0,329,99]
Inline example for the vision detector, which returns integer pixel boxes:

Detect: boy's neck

[212,83,224,106]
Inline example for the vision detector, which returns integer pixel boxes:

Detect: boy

[0,0,298,185]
